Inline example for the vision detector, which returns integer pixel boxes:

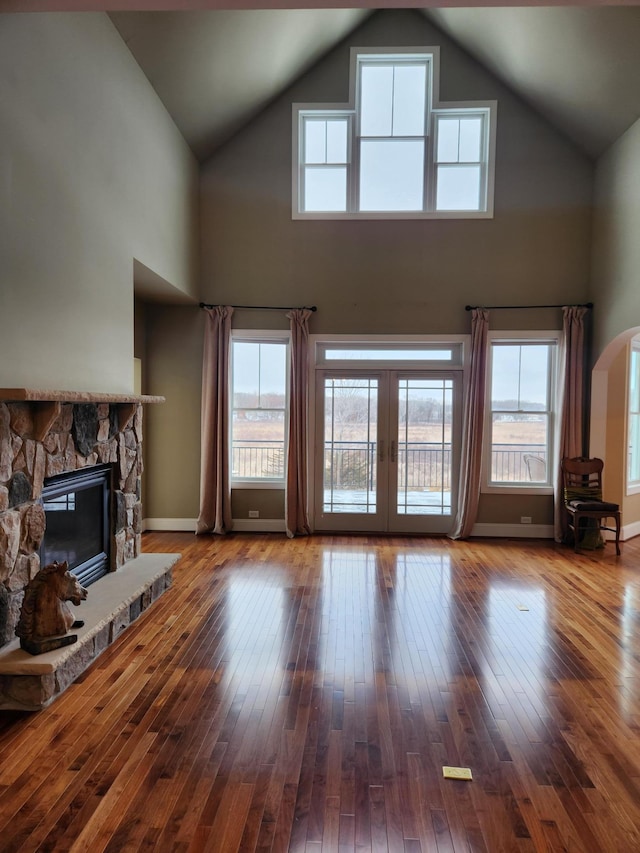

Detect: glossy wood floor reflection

[2,534,640,852]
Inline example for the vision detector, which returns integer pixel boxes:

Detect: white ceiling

[107,5,640,162]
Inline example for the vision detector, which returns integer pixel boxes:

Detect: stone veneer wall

[0,401,144,646]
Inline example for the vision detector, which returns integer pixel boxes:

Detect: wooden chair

[561,457,621,555]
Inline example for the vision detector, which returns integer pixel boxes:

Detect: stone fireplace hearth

[0,389,179,711]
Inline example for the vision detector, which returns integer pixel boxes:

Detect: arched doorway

[590,326,640,541]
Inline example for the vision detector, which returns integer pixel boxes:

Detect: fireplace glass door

[40,465,111,586]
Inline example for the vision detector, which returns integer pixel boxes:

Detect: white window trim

[230,329,291,489]
[482,331,560,496]
[292,46,497,221]
[307,333,469,527]
[315,336,466,371]
[627,339,640,496]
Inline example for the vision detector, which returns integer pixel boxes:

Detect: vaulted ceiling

[107,4,640,162]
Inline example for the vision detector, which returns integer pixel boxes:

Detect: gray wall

[0,13,198,393]
[144,305,204,521]
[170,9,592,526]
[588,116,640,534]
[591,116,640,360]
[200,11,593,336]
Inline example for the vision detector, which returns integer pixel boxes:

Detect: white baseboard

[143,518,197,532]
[144,519,634,542]
[621,520,640,541]
[470,522,554,539]
[231,518,287,533]
[143,518,287,534]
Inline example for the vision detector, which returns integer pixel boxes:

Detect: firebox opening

[39,464,112,587]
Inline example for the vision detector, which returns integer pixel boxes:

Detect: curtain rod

[465,302,593,311]
[199,302,317,312]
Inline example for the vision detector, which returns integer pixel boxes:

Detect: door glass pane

[323,377,378,513]
[396,378,452,515]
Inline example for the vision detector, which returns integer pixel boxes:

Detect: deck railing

[232,441,284,479]
[231,440,547,485]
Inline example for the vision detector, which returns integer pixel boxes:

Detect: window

[628,342,640,491]
[317,341,462,365]
[435,114,486,211]
[230,337,289,485]
[486,339,557,489]
[302,117,350,212]
[294,48,496,219]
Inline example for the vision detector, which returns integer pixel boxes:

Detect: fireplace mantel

[0,389,164,441]
[0,389,165,404]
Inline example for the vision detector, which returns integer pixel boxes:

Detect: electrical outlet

[520,516,532,524]
[248,510,259,518]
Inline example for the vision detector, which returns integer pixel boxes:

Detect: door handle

[379,439,385,463]
[391,440,397,463]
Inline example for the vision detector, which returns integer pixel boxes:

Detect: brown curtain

[449,308,490,540]
[554,305,588,542]
[285,308,312,538]
[196,306,234,535]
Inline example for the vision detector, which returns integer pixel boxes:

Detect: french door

[314,370,460,533]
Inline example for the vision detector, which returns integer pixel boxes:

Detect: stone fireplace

[0,389,179,710]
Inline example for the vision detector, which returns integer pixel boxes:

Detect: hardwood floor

[1,532,640,852]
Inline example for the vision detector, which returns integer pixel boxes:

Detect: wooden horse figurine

[16,560,88,655]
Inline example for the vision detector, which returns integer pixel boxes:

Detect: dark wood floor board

[2,532,640,850]
[0,665,160,846]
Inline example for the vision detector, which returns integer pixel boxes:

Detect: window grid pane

[360,65,394,137]
[323,377,378,513]
[359,139,424,211]
[231,341,288,481]
[304,120,327,164]
[304,117,348,165]
[326,120,348,163]
[436,165,481,211]
[436,115,484,165]
[304,166,347,212]
[489,343,552,485]
[392,64,427,137]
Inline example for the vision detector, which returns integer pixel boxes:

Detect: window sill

[231,481,286,491]
[482,484,553,496]
[293,209,493,221]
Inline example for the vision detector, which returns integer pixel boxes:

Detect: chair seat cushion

[567,499,619,512]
